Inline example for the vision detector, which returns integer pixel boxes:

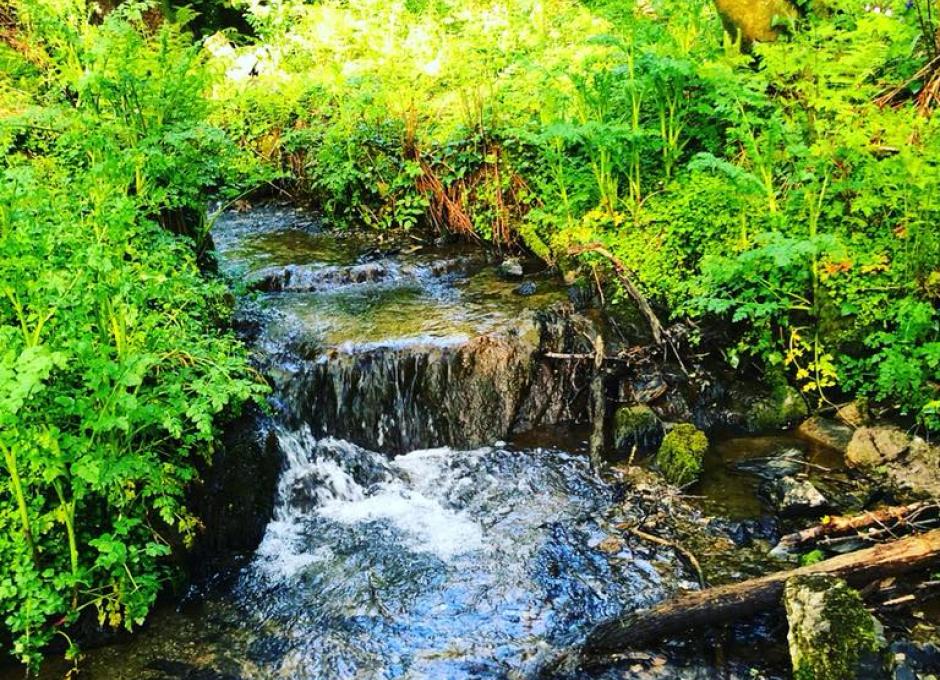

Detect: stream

[13,204,843,679]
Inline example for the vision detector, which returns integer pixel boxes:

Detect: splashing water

[228,426,675,679]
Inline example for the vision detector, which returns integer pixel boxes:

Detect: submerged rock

[613,404,664,454]
[251,261,390,292]
[735,448,805,480]
[890,641,940,680]
[497,257,524,279]
[846,426,911,468]
[247,257,470,293]
[761,476,829,518]
[784,574,886,680]
[514,281,537,296]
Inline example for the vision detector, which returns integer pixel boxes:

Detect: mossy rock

[713,0,799,44]
[746,384,808,432]
[784,574,886,680]
[656,424,708,487]
[613,404,664,453]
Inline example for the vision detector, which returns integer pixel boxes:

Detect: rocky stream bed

[10,203,940,680]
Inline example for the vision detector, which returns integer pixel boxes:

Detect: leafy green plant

[1,5,267,667]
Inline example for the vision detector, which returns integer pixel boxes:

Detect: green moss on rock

[613,404,663,453]
[784,575,885,680]
[656,424,708,486]
[713,0,799,44]
[747,384,808,432]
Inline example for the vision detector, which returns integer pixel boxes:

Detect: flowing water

[10,205,805,679]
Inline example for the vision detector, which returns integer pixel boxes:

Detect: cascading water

[199,204,690,678]
[240,427,672,678]
[24,204,791,679]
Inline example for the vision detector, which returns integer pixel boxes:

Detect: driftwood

[580,528,940,663]
[568,244,665,345]
[771,501,940,556]
[588,334,606,468]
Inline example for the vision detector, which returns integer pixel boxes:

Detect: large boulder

[837,428,940,499]
[784,574,887,680]
[883,436,940,499]
[846,426,911,468]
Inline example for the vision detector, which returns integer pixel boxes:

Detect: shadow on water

[696,432,846,520]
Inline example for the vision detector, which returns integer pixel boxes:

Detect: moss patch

[784,575,885,680]
[656,424,708,486]
[747,384,808,432]
[613,404,663,453]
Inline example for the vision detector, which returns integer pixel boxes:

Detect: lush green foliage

[205,0,940,428]
[1,3,265,666]
[2,0,939,667]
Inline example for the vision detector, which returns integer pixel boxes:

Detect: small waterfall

[213,206,679,676]
[243,425,672,678]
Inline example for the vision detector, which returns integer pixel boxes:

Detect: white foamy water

[254,429,485,579]
[319,485,484,559]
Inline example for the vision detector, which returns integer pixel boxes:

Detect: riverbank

[8,202,936,679]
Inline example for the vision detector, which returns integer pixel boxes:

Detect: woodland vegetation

[1,0,939,670]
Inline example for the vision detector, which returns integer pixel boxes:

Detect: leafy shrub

[0,6,266,667]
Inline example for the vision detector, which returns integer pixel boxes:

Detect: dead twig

[626,526,706,589]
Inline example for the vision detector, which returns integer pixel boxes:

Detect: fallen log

[581,528,940,663]
[770,501,940,556]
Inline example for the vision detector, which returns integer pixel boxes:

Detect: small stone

[597,536,624,554]
[761,476,829,518]
[514,281,537,296]
[846,426,911,468]
[497,257,524,278]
